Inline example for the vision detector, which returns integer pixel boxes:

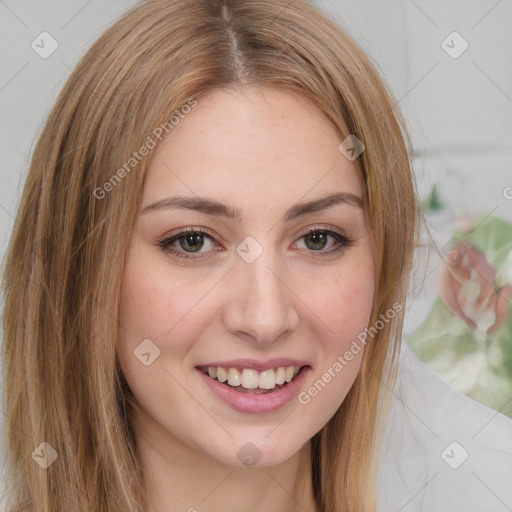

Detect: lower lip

[197,367,310,414]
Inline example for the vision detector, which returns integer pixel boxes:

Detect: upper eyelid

[162,225,346,243]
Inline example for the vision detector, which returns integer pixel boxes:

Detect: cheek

[307,260,374,350]
[116,251,202,367]
[295,267,374,433]
[119,240,212,334]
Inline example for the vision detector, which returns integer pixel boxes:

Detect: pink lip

[195,358,309,372]
[197,365,310,414]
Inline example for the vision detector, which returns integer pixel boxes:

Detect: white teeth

[241,369,259,389]
[217,367,228,383]
[227,368,241,387]
[275,367,286,385]
[204,365,303,390]
[259,369,276,389]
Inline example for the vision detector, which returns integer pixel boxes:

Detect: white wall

[322,0,512,218]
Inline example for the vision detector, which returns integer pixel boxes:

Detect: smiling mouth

[200,365,306,394]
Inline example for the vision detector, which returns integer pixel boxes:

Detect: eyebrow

[142,192,363,222]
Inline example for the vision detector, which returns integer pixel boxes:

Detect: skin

[116,86,375,512]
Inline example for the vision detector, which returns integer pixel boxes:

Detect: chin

[222,433,307,469]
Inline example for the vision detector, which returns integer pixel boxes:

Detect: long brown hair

[1,0,419,510]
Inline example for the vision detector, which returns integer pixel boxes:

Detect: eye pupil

[305,231,328,250]
[180,233,204,252]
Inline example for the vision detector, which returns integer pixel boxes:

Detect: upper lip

[196,358,310,371]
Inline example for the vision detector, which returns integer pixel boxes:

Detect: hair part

[1,0,419,510]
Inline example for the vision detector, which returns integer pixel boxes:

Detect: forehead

[144,87,364,207]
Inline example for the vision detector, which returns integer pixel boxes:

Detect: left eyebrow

[141,192,363,221]
[283,192,363,222]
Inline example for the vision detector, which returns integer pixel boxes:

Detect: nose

[221,244,300,345]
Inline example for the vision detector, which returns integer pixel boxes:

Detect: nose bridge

[224,236,298,343]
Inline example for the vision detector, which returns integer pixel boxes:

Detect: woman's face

[117,86,375,468]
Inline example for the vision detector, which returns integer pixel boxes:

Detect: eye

[157,228,218,259]
[157,226,354,261]
[295,228,354,255]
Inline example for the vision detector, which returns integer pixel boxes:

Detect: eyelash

[157,226,354,261]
